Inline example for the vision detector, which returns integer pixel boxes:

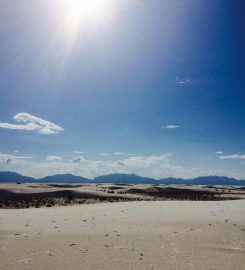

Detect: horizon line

[0,171,244,182]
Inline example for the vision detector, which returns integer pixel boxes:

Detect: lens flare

[64,0,106,24]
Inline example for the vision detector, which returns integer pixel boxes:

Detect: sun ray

[63,0,107,24]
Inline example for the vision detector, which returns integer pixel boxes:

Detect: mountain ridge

[0,171,245,185]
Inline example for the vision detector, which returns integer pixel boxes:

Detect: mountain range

[0,171,245,185]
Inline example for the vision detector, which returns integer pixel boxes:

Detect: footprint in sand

[173,248,180,254]
[69,243,76,247]
[138,254,143,262]
[47,250,56,256]
[19,258,31,264]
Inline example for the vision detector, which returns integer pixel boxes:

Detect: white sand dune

[0,200,245,270]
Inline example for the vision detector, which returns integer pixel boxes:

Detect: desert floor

[1,183,245,208]
[0,200,245,270]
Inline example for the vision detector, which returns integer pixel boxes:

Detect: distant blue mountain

[37,174,90,183]
[160,176,245,186]
[94,173,155,184]
[0,171,244,185]
[0,171,35,183]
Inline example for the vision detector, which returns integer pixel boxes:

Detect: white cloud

[215,151,223,154]
[117,161,125,166]
[0,113,64,135]
[0,156,12,164]
[2,153,244,180]
[0,153,32,164]
[219,154,245,161]
[97,153,108,156]
[46,156,63,161]
[72,156,84,163]
[74,151,85,154]
[13,150,18,154]
[115,152,135,156]
[162,125,180,129]
[26,154,174,179]
[176,76,191,85]
[46,154,175,178]
[115,152,125,155]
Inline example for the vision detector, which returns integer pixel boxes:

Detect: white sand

[0,200,245,270]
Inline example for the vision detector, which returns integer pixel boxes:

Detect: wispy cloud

[115,152,125,155]
[5,153,245,180]
[0,113,64,134]
[46,155,63,161]
[74,151,85,154]
[162,125,180,129]
[215,151,223,154]
[219,154,245,161]
[117,161,125,166]
[72,156,84,163]
[97,153,108,156]
[115,152,135,156]
[0,153,32,164]
[176,76,191,85]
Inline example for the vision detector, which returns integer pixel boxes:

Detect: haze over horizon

[0,1,244,180]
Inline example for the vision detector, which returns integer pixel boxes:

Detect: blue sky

[0,0,244,179]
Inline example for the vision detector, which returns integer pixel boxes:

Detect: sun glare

[55,0,115,57]
[64,0,107,24]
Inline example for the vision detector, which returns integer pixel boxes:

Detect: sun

[56,0,115,53]
[64,0,106,24]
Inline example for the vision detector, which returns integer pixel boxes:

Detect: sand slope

[1,183,245,208]
[0,200,245,270]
